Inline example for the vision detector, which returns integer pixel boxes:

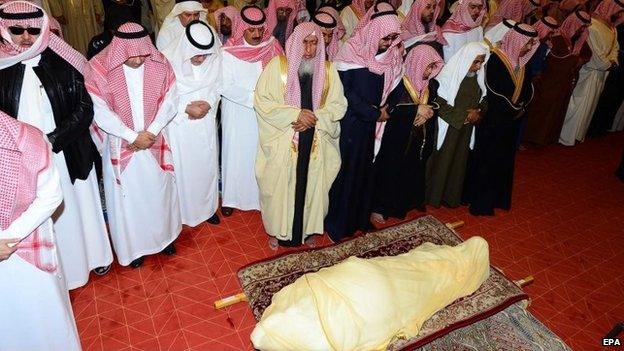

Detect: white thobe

[612,100,624,132]
[560,18,619,146]
[442,27,484,62]
[156,22,180,51]
[220,51,262,211]
[17,55,112,290]
[167,64,221,226]
[0,162,81,351]
[90,64,182,266]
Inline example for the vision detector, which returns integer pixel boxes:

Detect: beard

[421,15,434,26]
[298,58,315,77]
[570,30,582,44]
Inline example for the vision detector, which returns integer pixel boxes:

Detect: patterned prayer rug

[238,215,537,349]
[415,301,572,350]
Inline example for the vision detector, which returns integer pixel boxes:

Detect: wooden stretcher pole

[514,275,535,288]
[214,293,248,309]
[446,221,465,230]
[214,221,467,310]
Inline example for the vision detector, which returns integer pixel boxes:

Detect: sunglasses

[8,26,41,35]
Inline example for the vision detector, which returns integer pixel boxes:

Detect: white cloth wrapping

[220,50,262,211]
[17,55,112,289]
[162,22,223,226]
[251,237,491,351]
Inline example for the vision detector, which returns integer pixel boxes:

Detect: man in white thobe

[560,0,623,145]
[156,0,207,50]
[220,5,283,216]
[441,0,486,61]
[0,1,113,289]
[0,110,81,351]
[163,20,222,226]
[85,22,182,268]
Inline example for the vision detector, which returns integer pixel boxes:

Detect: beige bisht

[150,0,175,28]
[53,0,103,54]
[254,23,347,244]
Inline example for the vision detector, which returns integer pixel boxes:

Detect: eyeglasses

[382,34,400,41]
[8,26,41,35]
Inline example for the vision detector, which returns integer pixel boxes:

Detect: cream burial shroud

[251,236,491,351]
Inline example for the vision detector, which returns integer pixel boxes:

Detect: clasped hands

[464,108,482,124]
[186,100,211,119]
[413,104,434,126]
[0,238,20,262]
[292,109,317,132]
[128,131,156,151]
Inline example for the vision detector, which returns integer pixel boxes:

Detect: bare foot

[371,212,386,224]
[268,237,279,251]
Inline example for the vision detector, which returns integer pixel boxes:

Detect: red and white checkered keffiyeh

[265,0,297,42]
[334,3,403,157]
[593,0,624,26]
[488,0,538,28]
[500,23,539,67]
[213,5,239,41]
[442,0,487,33]
[0,1,85,72]
[405,44,444,93]
[225,5,264,43]
[351,2,393,35]
[285,22,326,110]
[318,5,345,40]
[335,3,404,105]
[223,5,284,67]
[0,110,57,273]
[350,0,370,19]
[559,10,591,54]
[48,15,61,37]
[401,0,444,43]
[534,16,559,39]
[313,10,342,60]
[84,22,176,184]
[284,22,327,146]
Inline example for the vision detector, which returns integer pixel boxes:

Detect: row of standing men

[0,0,622,349]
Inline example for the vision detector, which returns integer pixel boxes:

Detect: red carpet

[70,132,624,351]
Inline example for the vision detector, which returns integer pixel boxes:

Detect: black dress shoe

[161,243,176,255]
[206,213,220,225]
[221,207,233,217]
[130,257,144,269]
[93,264,112,276]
